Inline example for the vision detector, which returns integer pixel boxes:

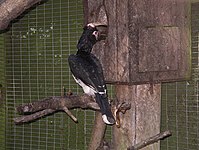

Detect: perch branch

[14,94,131,125]
[88,112,106,150]
[114,102,131,128]
[14,109,56,124]
[14,94,100,124]
[0,0,44,30]
[14,91,132,150]
[127,130,172,150]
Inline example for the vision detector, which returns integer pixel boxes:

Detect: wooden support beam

[84,0,190,84]
[83,0,163,150]
[84,0,189,149]
[114,84,161,150]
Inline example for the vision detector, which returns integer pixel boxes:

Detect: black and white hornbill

[68,23,115,125]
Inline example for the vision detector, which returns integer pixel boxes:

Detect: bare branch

[14,94,100,124]
[88,112,106,150]
[0,0,45,30]
[127,130,172,150]
[63,106,78,123]
[14,92,169,150]
[13,109,56,124]
[14,93,131,125]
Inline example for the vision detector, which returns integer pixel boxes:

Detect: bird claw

[67,90,73,96]
[113,102,131,128]
[118,102,131,114]
[62,86,73,96]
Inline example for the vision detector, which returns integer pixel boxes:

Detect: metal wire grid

[160,3,199,150]
[2,0,113,149]
[0,34,6,149]
[2,1,196,150]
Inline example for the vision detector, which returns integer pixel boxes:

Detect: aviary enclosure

[0,0,198,150]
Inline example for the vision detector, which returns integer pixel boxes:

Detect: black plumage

[68,23,115,125]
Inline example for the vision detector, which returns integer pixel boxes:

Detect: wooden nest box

[84,0,190,85]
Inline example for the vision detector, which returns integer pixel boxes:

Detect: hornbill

[68,23,115,125]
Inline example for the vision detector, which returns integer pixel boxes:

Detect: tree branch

[0,0,45,30]
[14,109,56,124]
[14,94,100,124]
[94,130,172,150]
[14,93,170,150]
[14,93,131,125]
[127,130,172,150]
[88,112,106,150]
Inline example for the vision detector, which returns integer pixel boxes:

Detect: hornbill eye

[92,31,99,40]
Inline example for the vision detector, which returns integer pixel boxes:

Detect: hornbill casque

[68,23,115,125]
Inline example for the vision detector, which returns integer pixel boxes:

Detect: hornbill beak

[89,22,108,41]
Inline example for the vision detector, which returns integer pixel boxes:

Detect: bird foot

[66,90,73,96]
[113,102,131,128]
[62,86,73,96]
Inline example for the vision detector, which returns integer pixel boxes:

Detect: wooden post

[114,84,161,150]
[83,0,190,149]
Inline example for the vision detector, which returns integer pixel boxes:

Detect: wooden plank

[83,0,118,82]
[103,0,118,82]
[116,0,129,82]
[113,84,161,150]
[138,27,179,72]
[84,0,107,63]
[84,0,190,84]
[129,0,190,84]
[113,85,136,149]
[84,1,163,150]
[135,84,161,150]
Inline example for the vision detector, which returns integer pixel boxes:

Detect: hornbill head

[77,23,107,53]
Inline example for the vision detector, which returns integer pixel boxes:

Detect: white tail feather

[102,115,113,125]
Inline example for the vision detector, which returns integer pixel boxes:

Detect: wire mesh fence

[0,34,6,149]
[160,2,199,150]
[0,0,198,150]
[2,0,113,149]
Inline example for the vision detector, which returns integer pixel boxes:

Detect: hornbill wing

[68,54,106,94]
[68,54,115,124]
